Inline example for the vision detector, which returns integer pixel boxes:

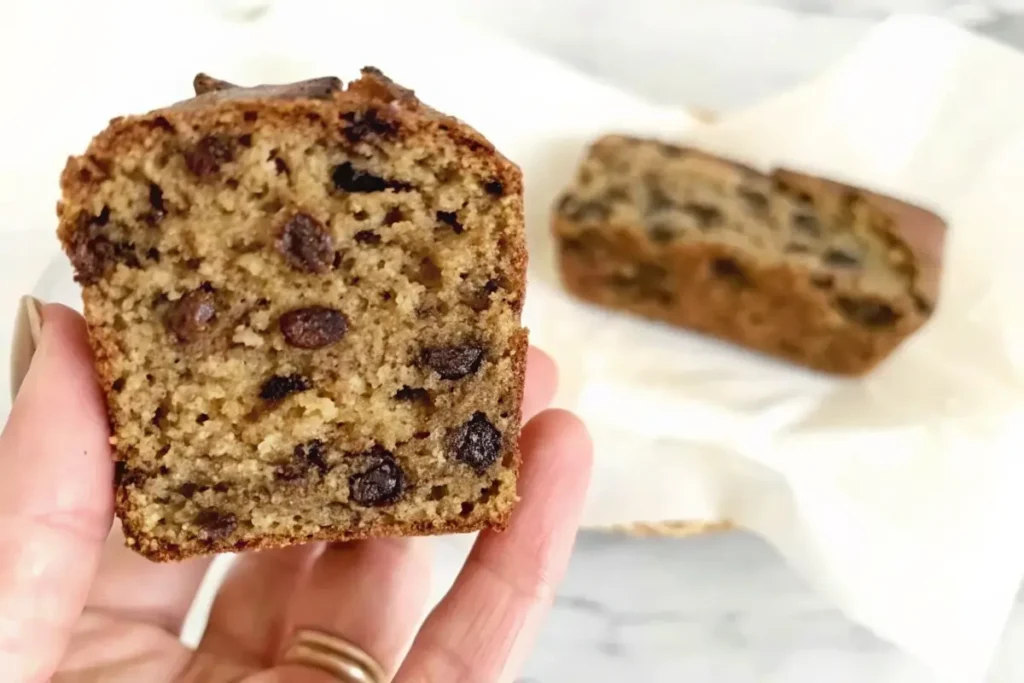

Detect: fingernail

[10,296,43,400]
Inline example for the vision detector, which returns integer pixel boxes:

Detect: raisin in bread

[57,68,527,561]
[553,135,945,376]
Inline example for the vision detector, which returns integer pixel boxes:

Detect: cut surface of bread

[553,135,945,375]
[57,69,527,561]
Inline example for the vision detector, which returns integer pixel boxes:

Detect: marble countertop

[409,1,1024,681]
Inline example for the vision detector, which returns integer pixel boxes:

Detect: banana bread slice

[57,69,527,561]
[553,135,945,376]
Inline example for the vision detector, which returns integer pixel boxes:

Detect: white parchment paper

[531,16,1024,682]
[5,3,1024,680]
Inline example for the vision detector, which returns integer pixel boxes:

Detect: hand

[0,301,592,683]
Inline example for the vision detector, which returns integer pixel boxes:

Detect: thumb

[0,299,114,683]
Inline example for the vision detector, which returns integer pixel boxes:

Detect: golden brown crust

[58,69,526,562]
[59,68,521,203]
[552,136,946,376]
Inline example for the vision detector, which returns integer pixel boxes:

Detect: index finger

[0,301,114,683]
[394,409,592,683]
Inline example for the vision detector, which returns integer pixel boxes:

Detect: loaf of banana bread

[552,135,945,375]
[57,68,527,560]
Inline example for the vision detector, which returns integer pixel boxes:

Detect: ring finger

[283,537,432,678]
[281,346,559,676]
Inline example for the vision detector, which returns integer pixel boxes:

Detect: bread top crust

[58,67,523,232]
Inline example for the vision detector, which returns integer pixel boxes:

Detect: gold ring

[280,628,385,683]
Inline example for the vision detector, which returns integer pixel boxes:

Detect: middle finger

[284,537,432,677]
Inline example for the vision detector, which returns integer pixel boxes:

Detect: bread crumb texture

[553,135,945,376]
[57,69,527,561]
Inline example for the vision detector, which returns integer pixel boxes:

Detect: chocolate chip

[792,213,821,236]
[274,462,307,482]
[295,439,329,474]
[384,207,405,225]
[448,412,502,473]
[145,247,160,261]
[93,206,111,227]
[120,467,147,488]
[811,274,835,289]
[646,186,675,213]
[422,344,485,380]
[259,374,311,401]
[276,213,334,273]
[349,453,405,506]
[151,405,167,428]
[658,142,685,158]
[341,107,399,142]
[605,186,630,202]
[484,179,504,196]
[711,257,750,287]
[165,289,216,343]
[67,211,118,281]
[113,462,129,486]
[238,133,253,147]
[824,249,860,267]
[186,135,235,176]
[115,241,141,270]
[436,211,464,234]
[738,187,768,212]
[835,296,900,328]
[279,306,348,349]
[273,157,290,175]
[913,293,933,315]
[212,482,230,494]
[354,230,381,245]
[648,223,677,243]
[69,232,115,284]
[148,183,165,223]
[185,258,202,270]
[463,291,492,313]
[112,377,126,392]
[394,386,430,402]
[567,201,611,223]
[178,482,200,499]
[331,161,410,193]
[683,202,722,229]
[194,509,237,541]
[152,116,174,132]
